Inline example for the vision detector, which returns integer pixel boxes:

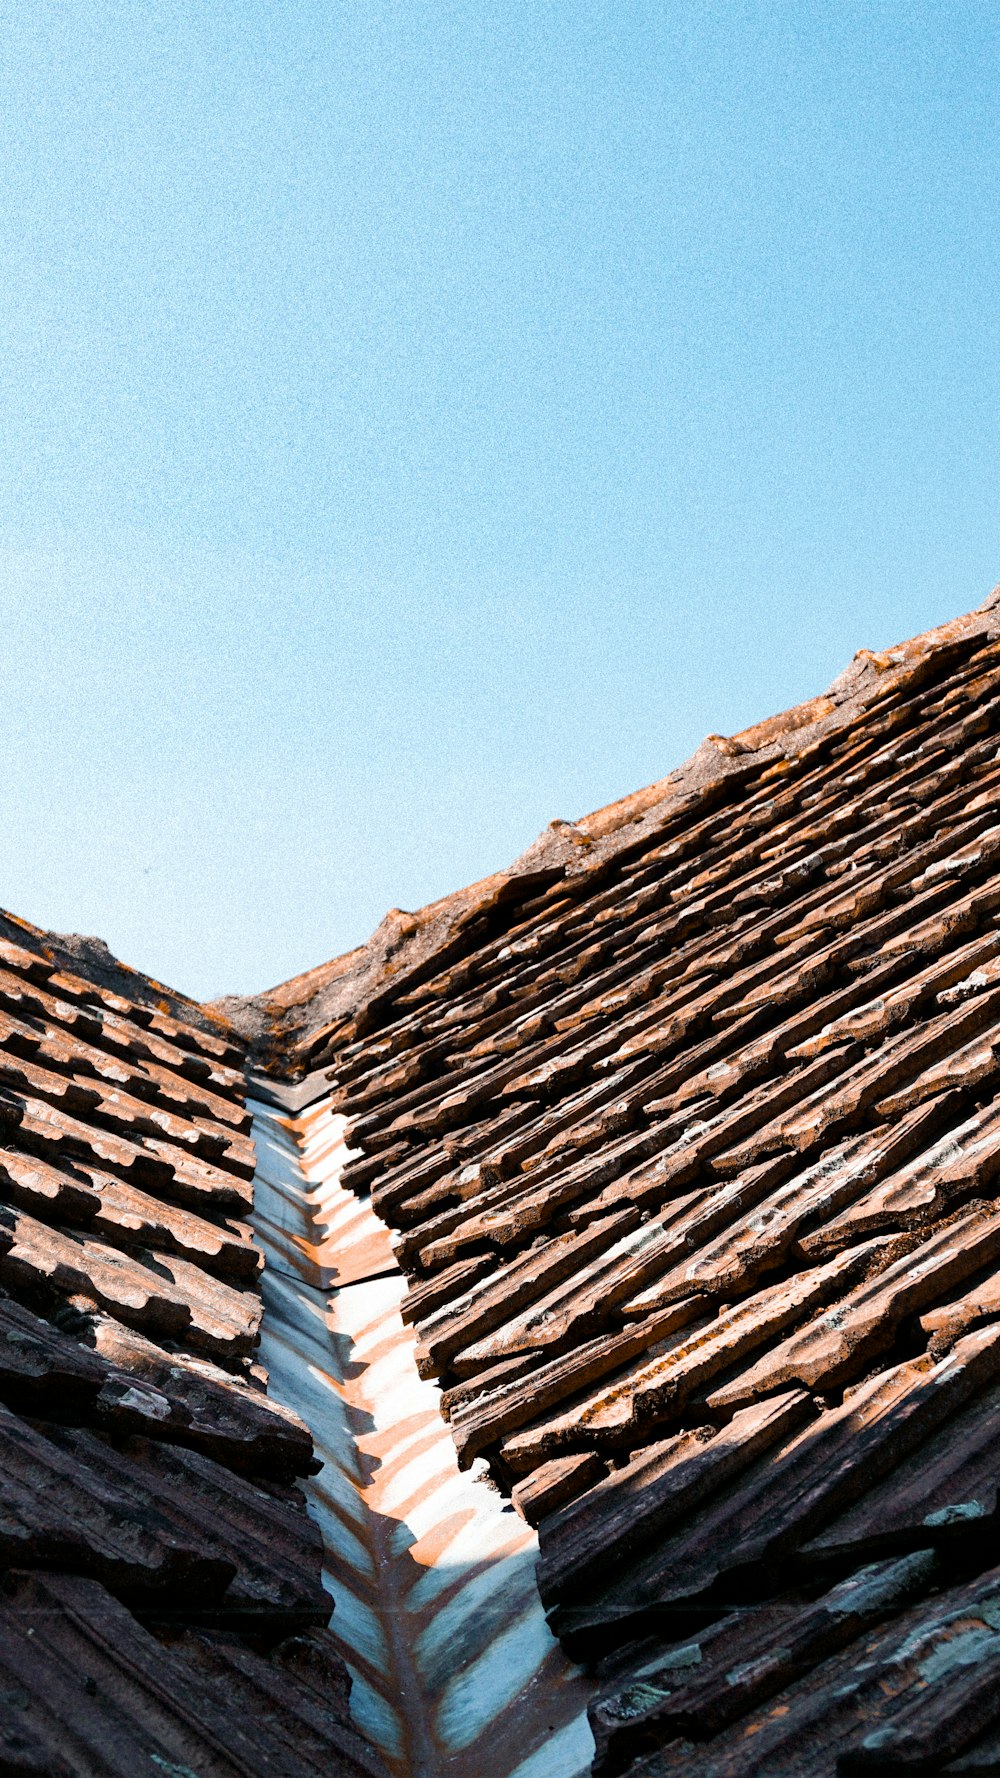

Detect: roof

[221,585,1000,1775]
[10,586,1000,1776]
[0,917,383,1777]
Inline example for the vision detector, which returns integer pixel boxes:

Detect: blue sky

[1,3,999,999]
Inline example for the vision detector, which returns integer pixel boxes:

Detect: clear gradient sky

[2,3,999,1000]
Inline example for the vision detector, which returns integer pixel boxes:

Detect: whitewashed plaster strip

[249,1089,595,1778]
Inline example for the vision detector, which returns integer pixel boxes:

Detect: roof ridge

[217,587,1000,1068]
[0,905,237,1042]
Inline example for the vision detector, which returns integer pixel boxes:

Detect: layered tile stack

[261,594,1000,1774]
[0,913,381,1778]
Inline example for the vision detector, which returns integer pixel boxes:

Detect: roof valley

[247,1073,596,1778]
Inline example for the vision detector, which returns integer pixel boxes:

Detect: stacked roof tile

[230,589,1000,1775]
[0,910,382,1778]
